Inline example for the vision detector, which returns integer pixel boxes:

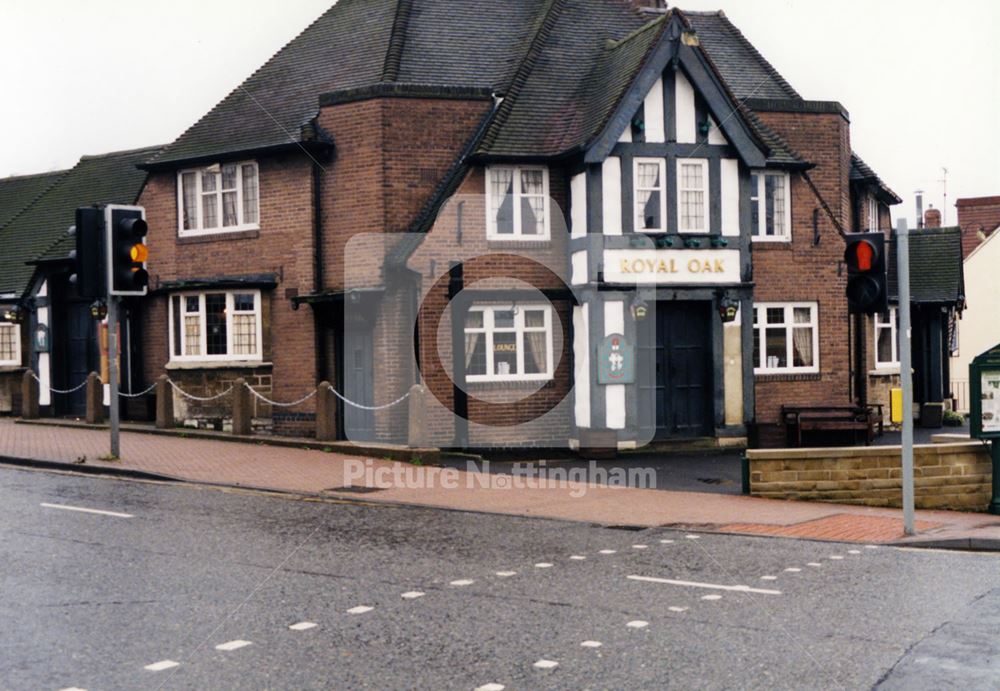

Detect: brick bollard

[315,381,337,442]
[155,374,173,429]
[85,372,104,425]
[20,370,39,419]
[407,384,427,448]
[231,378,252,436]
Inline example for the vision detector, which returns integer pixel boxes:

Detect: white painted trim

[752,302,820,374]
[707,116,727,145]
[676,158,710,234]
[749,170,791,242]
[604,301,625,430]
[644,76,665,143]
[874,307,900,369]
[720,158,739,237]
[675,70,697,144]
[37,286,50,406]
[571,250,588,286]
[617,125,632,143]
[633,157,667,233]
[570,172,587,239]
[177,161,260,237]
[485,165,551,241]
[573,304,591,428]
[464,304,554,382]
[602,156,622,235]
[167,290,263,364]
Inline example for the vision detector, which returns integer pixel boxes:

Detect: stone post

[20,370,38,420]
[231,378,252,436]
[85,372,104,425]
[315,381,337,442]
[407,384,427,448]
[155,375,173,429]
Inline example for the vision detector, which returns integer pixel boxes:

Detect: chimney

[924,205,942,228]
[915,191,924,229]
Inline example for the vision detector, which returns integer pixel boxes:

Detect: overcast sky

[1,0,997,226]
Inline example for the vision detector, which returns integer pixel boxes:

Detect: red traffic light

[844,237,879,272]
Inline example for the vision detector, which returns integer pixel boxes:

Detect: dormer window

[177,161,259,236]
[486,166,549,241]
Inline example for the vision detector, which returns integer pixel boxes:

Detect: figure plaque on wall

[597,333,635,385]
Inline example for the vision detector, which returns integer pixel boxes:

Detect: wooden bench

[781,405,880,448]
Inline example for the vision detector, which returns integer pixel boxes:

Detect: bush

[942,410,965,427]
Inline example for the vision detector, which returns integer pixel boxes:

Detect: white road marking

[848,549,861,554]
[659,539,675,544]
[668,606,688,613]
[495,571,517,577]
[599,549,617,554]
[534,563,553,569]
[401,591,425,599]
[475,684,505,691]
[632,544,648,549]
[347,605,374,614]
[627,575,782,595]
[59,687,88,690]
[40,502,133,518]
[569,555,586,560]
[865,545,879,549]
[215,640,252,652]
[144,660,180,672]
[760,575,778,581]
[685,534,701,540]
[289,621,317,631]
[829,555,844,560]
[701,594,722,601]
[533,659,559,670]
[784,567,801,573]
[807,562,822,567]
[626,620,649,629]
[450,579,474,586]
[580,640,603,648]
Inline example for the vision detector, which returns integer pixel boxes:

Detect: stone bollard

[85,372,104,425]
[155,374,173,429]
[315,381,337,442]
[20,370,38,420]
[231,378,252,436]
[407,384,427,448]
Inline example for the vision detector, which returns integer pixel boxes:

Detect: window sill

[466,378,556,390]
[751,240,793,248]
[869,367,901,377]
[166,360,271,371]
[487,239,552,249]
[0,364,24,372]
[178,228,260,244]
[755,371,821,382]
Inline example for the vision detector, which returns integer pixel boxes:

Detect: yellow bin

[890,387,903,423]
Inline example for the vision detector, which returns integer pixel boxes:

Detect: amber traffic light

[106,205,149,296]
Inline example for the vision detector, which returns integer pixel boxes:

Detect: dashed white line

[848,549,862,554]
[626,620,649,629]
[598,549,617,554]
[701,594,722,601]
[668,606,688,613]
[450,579,474,586]
[475,684,505,691]
[215,640,252,652]
[533,659,559,669]
[347,605,374,614]
[784,567,801,573]
[807,562,822,567]
[627,575,782,595]
[59,687,88,690]
[289,621,317,631]
[581,640,603,648]
[569,555,586,560]
[144,660,180,672]
[632,544,648,550]
[829,555,844,560]
[534,562,553,569]
[401,591,425,599]
[495,571,517,578]
[865,545,879,549]
[685,534,701,540]
[659,539,675,544]
[760,575,778,581]
[40,503,133,518]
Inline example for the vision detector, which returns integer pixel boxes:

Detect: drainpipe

[313,158,326,384]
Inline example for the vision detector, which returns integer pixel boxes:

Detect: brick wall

[748,442,992,511]
[957,196,1000,258]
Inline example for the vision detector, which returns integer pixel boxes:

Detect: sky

[1,0,997,227]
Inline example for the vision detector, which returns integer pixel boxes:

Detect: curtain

[464,331,481,371]
[636,162,661,230]
[792,327,813,367]
[241,164,258,224]
[491,169,513,234]
[525,331,547,374]
[222,191,238,227]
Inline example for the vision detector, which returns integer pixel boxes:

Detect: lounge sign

[603,248,740,285]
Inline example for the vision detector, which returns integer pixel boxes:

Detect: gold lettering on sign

[616,255,725,276]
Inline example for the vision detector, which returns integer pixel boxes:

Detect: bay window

[464,305,553,381]
[169,291,262,362]
[678,159,709,232]
[178,161,259,235]
[486,166,549,240]
[753,302,818,374]
[750,171,790,241]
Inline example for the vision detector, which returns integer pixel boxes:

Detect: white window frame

[176,161,260,237]
[464,304,554,382]
[867,194,880,232]
[677,158,710,233]
[485,165,550,241]
[168,290,263,363]
[0,322,20,366]
[874,307,900,370]
[753,302,819,374]
[633,157,667,233]
[750,170,791,242]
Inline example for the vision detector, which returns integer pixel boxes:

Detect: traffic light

[105,204,149,296]
[844,232,888,314]
[68,206,106,298]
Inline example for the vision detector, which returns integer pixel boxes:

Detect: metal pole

[897,219,915,535]
[108,296,120,458]
[990,440,1000,515]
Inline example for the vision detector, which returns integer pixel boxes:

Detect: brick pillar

[315,381,337,441]
[20,370,38,420]
[155,374,173,429]
[85,372,104,425]
[407,384,426,448]
[231,378,252,436]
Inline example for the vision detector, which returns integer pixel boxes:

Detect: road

[2,463,999,690]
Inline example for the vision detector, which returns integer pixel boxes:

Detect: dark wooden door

[342,326,374,441]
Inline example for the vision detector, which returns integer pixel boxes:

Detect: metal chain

[244,384,317,408]
[167,379,234,402]
[326,383,410,411]
[118,381,158,398]
[28,370,90,395]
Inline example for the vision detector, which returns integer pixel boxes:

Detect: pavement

[2,417,1000,549]
[4,466,1000,690]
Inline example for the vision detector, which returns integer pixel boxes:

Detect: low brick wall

[747,442,992,511]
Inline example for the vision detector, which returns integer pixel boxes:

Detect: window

[486,166,549,240]
[874,308,899,369]
[678,159,709,233]
[867,195,880,232]
[634,158,666,232]
[177,161,259,235]
[0,322,19,366]
[750,171,790,241]
[753,303,818,374]
[463,305,553,381]
[168,291,262,362]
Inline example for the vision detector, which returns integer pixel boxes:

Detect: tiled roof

[889,227,965,305]
[0,170,67,231]
[851,153,902,204]
[0,146,160,296]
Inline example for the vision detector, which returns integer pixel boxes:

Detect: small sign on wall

[597,333,635,384]
[970,342,1000,439]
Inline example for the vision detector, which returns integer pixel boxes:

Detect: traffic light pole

[107,295,120,458]
[897,218,915,535]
